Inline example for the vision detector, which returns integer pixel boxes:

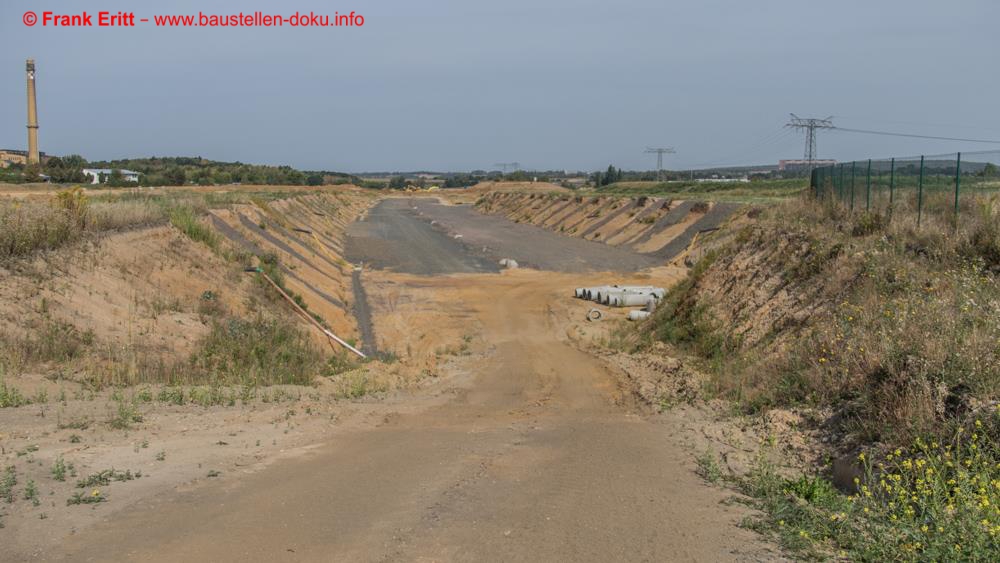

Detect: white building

[82,168,141,184]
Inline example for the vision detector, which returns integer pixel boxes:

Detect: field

[589,178,808,203]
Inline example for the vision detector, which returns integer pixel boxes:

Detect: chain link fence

[810,151,1000,228]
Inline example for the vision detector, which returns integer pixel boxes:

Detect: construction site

[3,2,1000,562]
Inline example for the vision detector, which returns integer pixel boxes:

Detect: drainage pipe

[249,268,367,359]
[604,288,665,307]
[627,310,651,321]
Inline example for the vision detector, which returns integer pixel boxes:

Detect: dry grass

[0,190,170,262]
[88,200,166,231]
[646,193,1000,445]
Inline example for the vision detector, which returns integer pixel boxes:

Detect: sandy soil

[2,191,786,561]
[475,193,742,262]
[41,270,781,562]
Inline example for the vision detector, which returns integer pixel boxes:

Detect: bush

[168,206,219,250]
[190,316,323,386]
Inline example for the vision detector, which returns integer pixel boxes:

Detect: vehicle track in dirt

[52,198,777,562]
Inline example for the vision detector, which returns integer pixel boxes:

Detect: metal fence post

[838,163,844,204]
[917,155,925,227]
[954,152,962,228]
[850,161,856,211]
[889,158,895,205]
[866,159,872,212]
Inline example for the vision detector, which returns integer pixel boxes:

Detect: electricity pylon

[644,147,675,181]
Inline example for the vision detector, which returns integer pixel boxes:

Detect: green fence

[810,151,1000,227]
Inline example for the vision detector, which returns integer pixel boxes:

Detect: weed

[67,489,106,506]
[1,466,16,503]
[168,206,219,250]
[206,470,221,478]
[695,449,724,484]
[197,289,226,317]
[740,412,1000,560]
[108,400,143,430]
[51,457,73,482]
[1,317,94,367]
[324,353,359,378]
[155,451,166,462]
[157,387,185,405]
[68,434,82,444]
[58,418,91,430]
[0,378,29,408]
[24,480,39,506]
[76,469,138,488]
[190,316,323,386]
[331,369,387,399]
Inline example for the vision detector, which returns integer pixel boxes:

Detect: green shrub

[168,206,219,250]
[190,316,323,386]
[740,412,1000,561]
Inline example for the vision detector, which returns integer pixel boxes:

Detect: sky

[2,0,999,173]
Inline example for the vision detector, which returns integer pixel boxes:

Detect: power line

[832,126,1000,144]
[836,116,1000,135]
[683,128,797,170]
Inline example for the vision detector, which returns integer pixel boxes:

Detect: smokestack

[26,59,39,166]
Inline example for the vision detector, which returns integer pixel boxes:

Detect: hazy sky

[2,0,999,172]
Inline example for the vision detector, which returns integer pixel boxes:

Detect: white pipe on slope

[605,288,665,307]
[627,310,651,321]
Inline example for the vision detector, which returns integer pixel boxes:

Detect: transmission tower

[494,162,520,173]
[786,114,834,167]
[644,147,675,181]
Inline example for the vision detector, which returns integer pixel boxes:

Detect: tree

[44,156,88,183]
[306,174,324,186]
[165,167,186,186]
[23,163,43,183]
[594,165,621,187]
[982,163,997,178]
[388,175,407,189]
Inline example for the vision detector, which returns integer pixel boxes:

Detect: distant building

[82,168,141,184]
[0,149,49,168]
[778,159,836,172]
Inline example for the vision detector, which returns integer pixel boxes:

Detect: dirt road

[48,199,775,562]
[54,276,773,562]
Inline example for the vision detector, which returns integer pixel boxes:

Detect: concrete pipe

[627,310,651,321]
[586,308,603,322]
[618,293,659,307]
[618,286,665,299]
[499,258,519,269]
[605,288,661,307]
[603,288,629,306]
[589,286,613,302]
